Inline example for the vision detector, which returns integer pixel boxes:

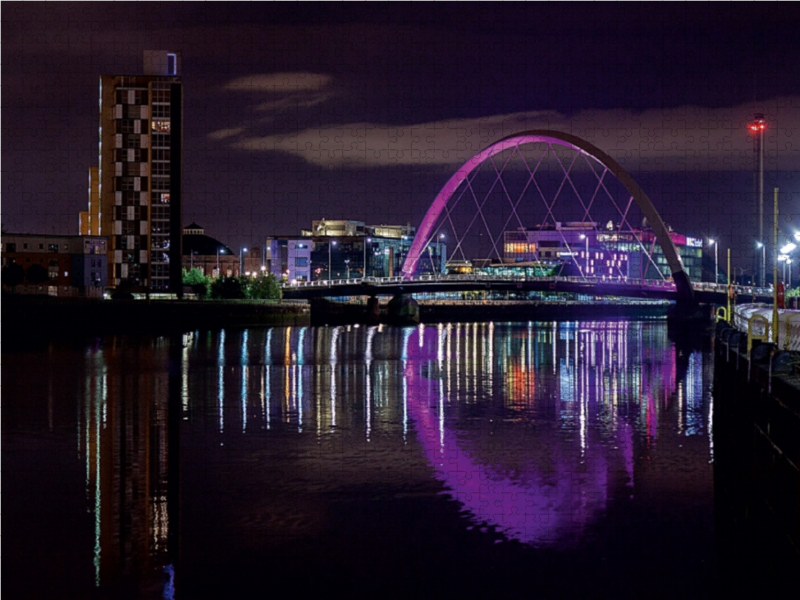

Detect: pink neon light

[400,130,687,291]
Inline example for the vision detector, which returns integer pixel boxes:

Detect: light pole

[363,237,371,278]
[749,114,766,286]
[708,239,718,284]
[756,242,765,287]
[240,247,247,276]
[778,255,788,285]
[780,242,797,287]
[328,240,336,281]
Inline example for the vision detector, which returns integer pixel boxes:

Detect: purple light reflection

[402,322,653,547]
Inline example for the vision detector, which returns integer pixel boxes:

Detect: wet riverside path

[3,320,751,599]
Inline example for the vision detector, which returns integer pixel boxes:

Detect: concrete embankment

[713,317,800,588]
[2,296,310,339]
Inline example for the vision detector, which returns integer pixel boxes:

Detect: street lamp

[708,239,718,284]
[363,237,371,278]
[756,242,766,287]
[749,114,766,287]
[579,234,589,278]
[778,254,789,285]
[781,242,797,288]
[328,240,337,281]
[240,247,247,276]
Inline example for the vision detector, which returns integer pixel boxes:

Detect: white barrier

[733,303,800,351]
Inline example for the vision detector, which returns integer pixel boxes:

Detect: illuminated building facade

[87,51,183,292]
[267,220,445,281]
[502,222,703,281]
[1,233,108,297]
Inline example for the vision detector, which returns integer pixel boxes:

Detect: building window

[48,244,59,253]
[151,133,170,148]
[151,162,171,175]
[151,148,171,161]
[167,53,177,75]
[151,104,171,118]
[151,88,170,103]
[151,120,171,133]
[6,243,15,252]
[295,257,308,267]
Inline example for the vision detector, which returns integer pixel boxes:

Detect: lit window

[151,120,171,133]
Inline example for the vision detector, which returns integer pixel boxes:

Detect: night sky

[3,2,800,272]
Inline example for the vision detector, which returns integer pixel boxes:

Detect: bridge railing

[283,274,772,297]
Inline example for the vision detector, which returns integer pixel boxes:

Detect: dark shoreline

[2,296,311,341]
[310,298,671,326]
[2,295,675,345]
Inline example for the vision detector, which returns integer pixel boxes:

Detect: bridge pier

[386,293,420,325]
[366,295,380,325]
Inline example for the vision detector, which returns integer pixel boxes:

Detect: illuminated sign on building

[686,237,703,248]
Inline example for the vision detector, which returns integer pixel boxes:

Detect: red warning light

[748,115,766,133]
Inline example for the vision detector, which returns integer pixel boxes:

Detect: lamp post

[708,239,718,284]
[778,254,789,285]
[749,114,766,287]
[328,240,337,281]
[240,247,247,276]
[363,237,371,278]
[756,242,765,287]
[780,242,797,287]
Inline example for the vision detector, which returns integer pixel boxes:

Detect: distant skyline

[3,2,800,272]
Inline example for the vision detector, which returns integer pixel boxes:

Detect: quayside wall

[713,315,800,584]
[2,296,310,340]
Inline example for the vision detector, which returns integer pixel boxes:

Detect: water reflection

[8,320,713,596]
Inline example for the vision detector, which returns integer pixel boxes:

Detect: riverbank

[713,320,800,594]
[310,297,671,325]
[2,295,310,341]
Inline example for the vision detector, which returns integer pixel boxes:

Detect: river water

[4,320,723,598]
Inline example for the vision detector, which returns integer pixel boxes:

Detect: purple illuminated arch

[402,130,694,302]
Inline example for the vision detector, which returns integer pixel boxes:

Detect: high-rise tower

[95,51,183,293]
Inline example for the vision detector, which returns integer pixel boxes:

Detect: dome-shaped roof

[183,234,235,257]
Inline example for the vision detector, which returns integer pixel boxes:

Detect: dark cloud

[3,2,800,266]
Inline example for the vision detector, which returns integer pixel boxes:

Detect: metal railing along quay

[285,274,771,296]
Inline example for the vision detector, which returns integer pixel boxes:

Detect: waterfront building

[83,51,183,293]
[502,222,703,281]
[1,233,108,297]
[181,223,238,278]
[267,220,445,282]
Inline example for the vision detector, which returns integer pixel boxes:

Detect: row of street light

[708,233,800,287]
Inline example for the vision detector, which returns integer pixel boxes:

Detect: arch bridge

[401,130,695,304]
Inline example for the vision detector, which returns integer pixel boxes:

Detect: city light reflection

[62,318,712,595]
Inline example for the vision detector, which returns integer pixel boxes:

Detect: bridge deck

[283,274,773,303]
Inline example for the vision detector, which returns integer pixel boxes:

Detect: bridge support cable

[465,147,520,260]
[401,130,694,304]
